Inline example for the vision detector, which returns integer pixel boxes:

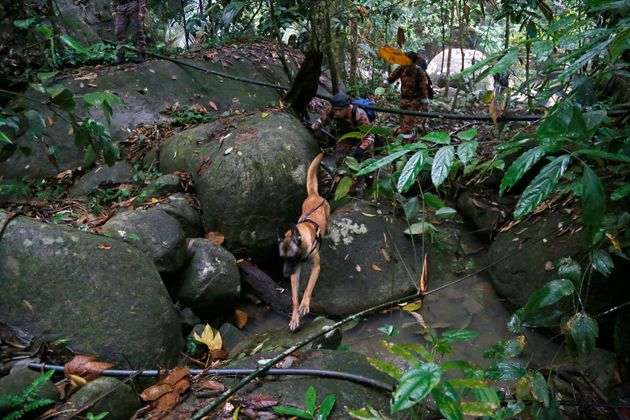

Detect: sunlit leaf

[368,357,403,380]
[355,150,410,176]
[334,176,352,200]
[193,324,222,350]
[457,141,477,166]
[422,131,451,144]
[499,146,546,195]
[431,146,455,187]
[378,46,413,65]
[485,361,527,381]
[396,150,427,193]
[435,207,457,219]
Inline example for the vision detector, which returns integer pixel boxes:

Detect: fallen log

[238,260,292,315]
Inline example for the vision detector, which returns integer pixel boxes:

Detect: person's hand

[112,11,117,18]
[311,121,322,131]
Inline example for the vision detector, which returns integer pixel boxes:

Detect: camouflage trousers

[114,1,146,58]
[399,98,429,143]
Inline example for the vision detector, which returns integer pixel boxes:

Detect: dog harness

[297,217,322,260]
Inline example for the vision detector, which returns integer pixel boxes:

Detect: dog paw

[289,317,300,331]
[298,302,310,316]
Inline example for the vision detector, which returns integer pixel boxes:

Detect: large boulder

[160,111,320,259]
[66,377,141,420]
[0,211,183,368]
[427,49,494,93]
[301,201,421,318]
[1,47,296,182]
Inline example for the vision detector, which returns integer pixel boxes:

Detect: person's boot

[132,53,145,64]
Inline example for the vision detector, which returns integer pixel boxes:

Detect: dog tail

[306,152,324,196]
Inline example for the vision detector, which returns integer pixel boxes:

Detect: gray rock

[67,377,140,420]
[69,161,135,197]
[160,112,320,259]
[102,207,189,273]
[301,201,421,318]
[0,367,58,413]
[153,193,203,238]
[174,349,394,419]
[230,317,342,358]
[142,173,182,200]
[455,189,510,238]
[0,210,183,368]
[218,323,247,353]
[175,238,241,318]
[178,305,202,335]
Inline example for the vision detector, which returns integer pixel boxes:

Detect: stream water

[237,224,563,372]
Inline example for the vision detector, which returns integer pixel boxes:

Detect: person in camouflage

[111,0,147,65]
[311,92,375,162]
[381,51,430,143]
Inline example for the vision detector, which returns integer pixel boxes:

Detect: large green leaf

[568,312,598,353]
[450,50,504,80]
[557,258,582,287]
[581,164,606,241]
[432,382,462,420]
[422,131,451,144]
[60,34,88,55]
[513,155,570,219]
[609,28,630,61]
[611,185,630,201]
[391,363,442,413]
[367,358,403,380]
[523,279,575,314]
[46,85,76,111]
[431,146,455,188]
[457,128,478,141]
[457,141,477,167]
[422,192,445,209]
[591,249,613,277]
[476,50,519,81]
[318,394,336,419]
[355,150,410,176]
[382,341,422,365]
[273,405,312,418]
[222,1,245,26]
[483,337,525,360]
[441,330,479,344]
[558,39,612,80]
[575,149,630,163]
[0,132,12,145]
[400,343,434,362]
[499,146,546,195]
[485,361,527,381]
[528,372,550,406]
[334,176,352,200]
[305,386,316,415]
[447,378,488,389]
[396,150,427,193]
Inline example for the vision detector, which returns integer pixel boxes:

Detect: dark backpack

[351,98,377,123]
[415,67,434,100]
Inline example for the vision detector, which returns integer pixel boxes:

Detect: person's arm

[381,66,403,88]
[138,0,147,17]
[354,109,374,149]
[418,71,429,101]
[311,104,332,130]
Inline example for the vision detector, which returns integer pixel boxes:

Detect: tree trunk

[285,50,323,116]
[349,18,358,86]
[180,0,190,49]
[324,0,340,93]
[238,261,292,315]
[443,1,455,97]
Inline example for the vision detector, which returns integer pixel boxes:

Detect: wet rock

[160,112,320,259]
[175,238,241,318]
[455,189,510,239]
[0,210,183,368]
[301,201,420,317]
[153,193,203,238]
[177,305,202,335]
[230,317,342,358]
[218,323,247,353]
[102,207,189,273]
[68,161,135,197]
[67,377,140,420]
[0,367,58,414]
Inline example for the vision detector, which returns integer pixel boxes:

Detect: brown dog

[278,153,330,331]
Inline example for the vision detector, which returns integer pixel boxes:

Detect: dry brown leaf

[192,103,208,113]
[408,311,428,329]
[98,244,112,250]
[205,231,225,245]
[161,367,190,386]
[378,46,413,66]
[152,391,179,417]
[372,264,382,272]
[210,349,229,361]
[380,248,391,262]
[173,378,190,394]
[75,72,98,81]
[46,117,54,126]
[208,100,218,111]
[355,264,362,272]
[234,309,248,329]
[64,355,113,381]
[140,383,173,401]
[67,127,74,135]
[199,380,226,392]
[357,5,368,16]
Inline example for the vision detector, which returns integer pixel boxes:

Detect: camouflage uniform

[384,64,430,142]
[111,0,147,60]
[317,103,374,162]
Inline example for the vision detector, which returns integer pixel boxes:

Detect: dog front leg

[289,265,302,331]
[299,251,320,317]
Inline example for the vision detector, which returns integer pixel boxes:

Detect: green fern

[0,370,56,420]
